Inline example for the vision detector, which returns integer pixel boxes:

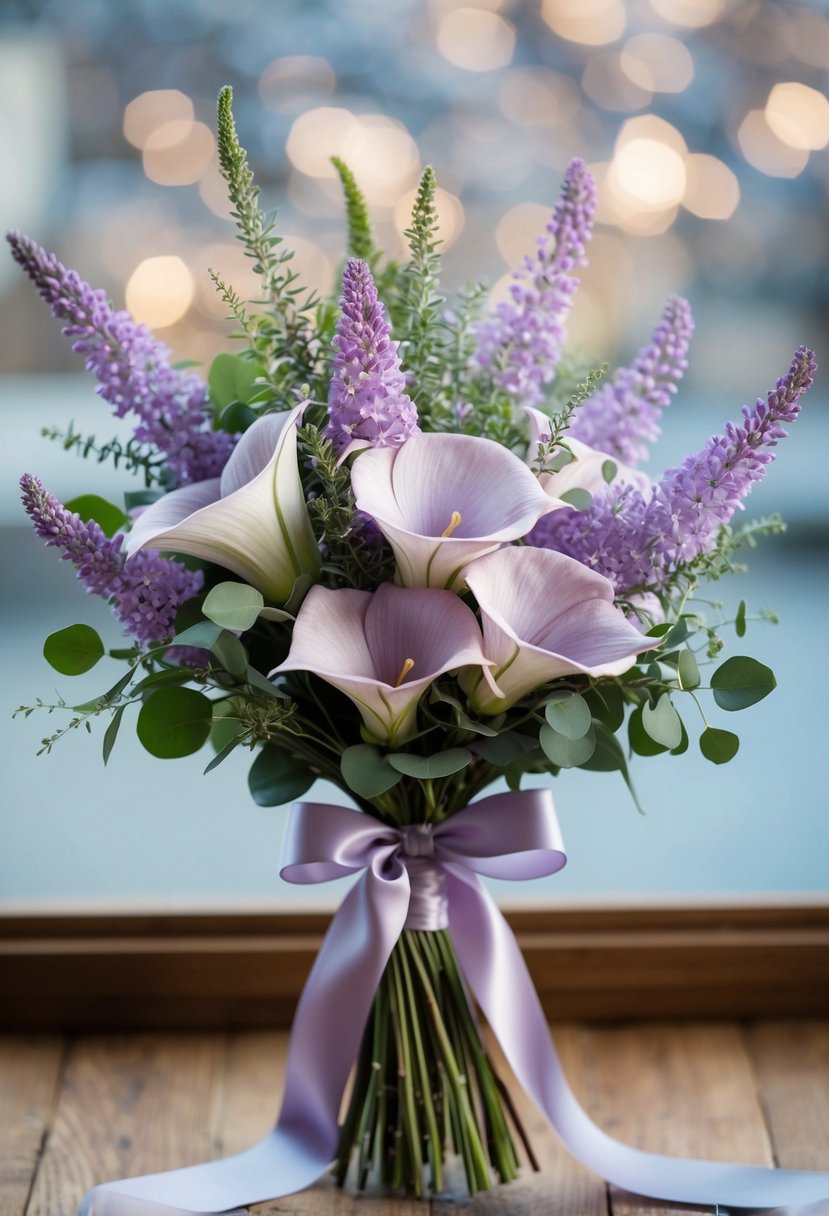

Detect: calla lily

[270,582,498,746]
[462,545,653,713]
[350,432,556,590]
[525,407,651,501]
[125,405,320,604]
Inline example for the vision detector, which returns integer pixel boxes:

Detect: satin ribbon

[80,790,829,1216]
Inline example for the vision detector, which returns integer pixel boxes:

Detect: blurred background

[1,0,827,904]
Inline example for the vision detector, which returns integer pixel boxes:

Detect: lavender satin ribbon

[80,791,829,1216]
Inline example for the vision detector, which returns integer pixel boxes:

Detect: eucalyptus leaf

[642,692,683,749]
[341,744,402,798]
[735,599,747,639]
[245,666,287,700]
[677,648,700,691]
[601,459,617,484]
[544,692,592,740]
[584,683,625,731]
[204,735,245,774]
[171,621,224,650]
[124,488,164,512]
[102,705,125,765]
[664,618,690,647]
[210,631,249,679]
[203,582,265,631]
[711,656,776,711]
[65,494,127,537]
[469,731,537,766]
[136,688,213,758]
[539,723,595,768]
[558,487,593,511]
[208,352,261,409]
[699,726,740,764]
[248,745,314,806]
[43,624,105,676]
[581,722,644,814]
[388,749,471,780]
[628,705,668,757]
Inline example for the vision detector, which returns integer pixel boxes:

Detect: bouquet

[11,88,825,1210]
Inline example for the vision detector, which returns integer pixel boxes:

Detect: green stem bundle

[334,929,530,1198]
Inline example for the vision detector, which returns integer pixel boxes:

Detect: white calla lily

[125,406,320,603]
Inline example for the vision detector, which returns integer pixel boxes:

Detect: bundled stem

[335,929,528,1197]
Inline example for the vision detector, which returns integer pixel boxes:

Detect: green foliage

[136,687,213,758]
[641,692,683,749]
[711,656,776,711]
[208,352,262,426]
[539,722,595,768]
[43,624,105,675]
[215,86,321,400]
[530,365,607,476]
[248,744,314,806]
[202,582,266,632]
[41,424,166,486]
[543,692,592,740]
[388,749,471,780]
[331,157,379,265]
[341,744,403,799]
[677,648,700,691]
[64,495,127,537]
[699,726,740,764]
[394,167,446,416]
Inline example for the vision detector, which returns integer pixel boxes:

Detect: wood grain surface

[3,1021,828,1216]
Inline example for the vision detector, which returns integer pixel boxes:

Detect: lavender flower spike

[7,231,235,485]
[20,474,202,645]
[532,345,816,595]
[569,296,695,467]
[474,159,596,406]
[325,258,419,455]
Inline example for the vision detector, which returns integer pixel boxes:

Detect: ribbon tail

[80,870,411,1216]
[446,869,829,1214]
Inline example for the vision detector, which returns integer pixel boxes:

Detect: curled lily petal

[525,407,651,500]
[351,432,556,590]
[125,406,320,604]
[270,582,494,746]
[462,545,653,713]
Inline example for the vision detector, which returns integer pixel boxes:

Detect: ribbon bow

[81,791,829,1216]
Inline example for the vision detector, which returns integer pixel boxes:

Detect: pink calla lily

[270,582,498,746]
[125,406,320,604]
[525,407,651,500]
[462,545,653,713]
[350,432,556,590]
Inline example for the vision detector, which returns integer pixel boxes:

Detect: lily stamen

[394,658,415,687]
[441,511,462,538]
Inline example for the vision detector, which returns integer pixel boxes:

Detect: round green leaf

[539,723,595,768]
[711,656,776,711]
[209,631,249,679]
[136,687,213,758]
[642,692,683,749]
[202,582,264,631]
[388,748,471,780]
[628,705,668,757]
[43,624,105,675]
[735,599,747,639]
[677,648,700,691]
[584,683,625,731]
[544,692,592,740]
[248,745,314,806]
[341,745,402,799]
[208,352,260,409]
[558,487,593,511]
[699,726,740,765]
[601,459,617,484]
[64,494,127,538]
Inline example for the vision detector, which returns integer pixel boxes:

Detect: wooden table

[4,1021,829,1216]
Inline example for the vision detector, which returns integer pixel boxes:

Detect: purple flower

[325,258,419,455]
[473,159,596,406]
[20,474,202,645]
[7,231,235,485]
[531,346,817,594]
[568,296,695,466]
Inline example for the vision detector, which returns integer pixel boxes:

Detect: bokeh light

[764,82,829,152]
[540,0,626,48]
[647,0,724,28]
[142,120,215,187]
[494,201,551,268]
[286,108,420,206]
[497,67,581,128]
[682,154,740,220]
[123,90,194,149]
[620,34,695,94]
[257,56,336,113]
[125,255,195,328]
[737,109,810,179]
[434,8,516,72]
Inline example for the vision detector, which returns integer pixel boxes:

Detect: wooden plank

[0,1036,65,1216]
[26,1035,223,1216]
[432,1024,608,1216]
[575,1023,773,1216]
[744,1019,829,1171]
[3,905,828,1029]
